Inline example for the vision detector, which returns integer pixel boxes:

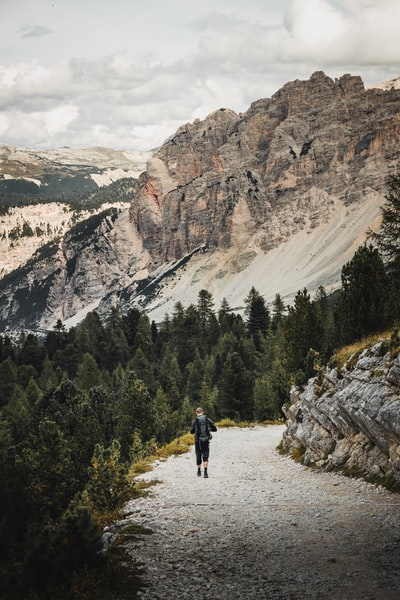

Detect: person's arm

[190,418,197,434]
[208,418,217,432]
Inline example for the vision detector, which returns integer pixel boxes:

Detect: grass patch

[216,418,267,428]
[292,445,306,462]
[156,433,194,459]
[331,328,396,371]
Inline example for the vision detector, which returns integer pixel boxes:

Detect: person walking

[190,407,217,478]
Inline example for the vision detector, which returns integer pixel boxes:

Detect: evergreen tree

[184,352,205,404]
[39,355,59,390]
[198,379,217,418]
[128,347,155,392]
[54,342,82,378]
[0,357,18,407]
[88,386,115,445]
[5,385,32,442]
[197,289,215,334]
[44,319,69,360]
[157,346,182,409]
[18,333,46,374]
[371,173,400,283]
[152,387,173,443]
[24,419,77,520]
[174,395,195,435]
[341,245,390,343]
[244,287,270,340]
[218,297,233,334]
[86,439,131,512]
[75,352,103,391]
[133,315,154,361]
[253,375,279,421]
[114,370,156,458]
[283,288,323,381]
[52,501,103,577]
[121,307,141,349]
[271,293,285,332]
[103,307,130,370]
[217,351,253,420]
[74,311,106,364]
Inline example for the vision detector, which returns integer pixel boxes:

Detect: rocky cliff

[131,71,399,266]
[1,71,400,332]
[282,340,400,488]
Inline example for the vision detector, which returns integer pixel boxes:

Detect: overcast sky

[1,0,399,151]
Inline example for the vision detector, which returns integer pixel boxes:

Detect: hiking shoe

[204,471,208,478]
[197,470,202,477]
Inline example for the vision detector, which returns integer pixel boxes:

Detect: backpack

[196,415,212,441]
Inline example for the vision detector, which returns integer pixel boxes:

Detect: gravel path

[116,425,400,599]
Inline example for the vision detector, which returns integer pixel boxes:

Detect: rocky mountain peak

[272,71,365,117]
[130,70,399,269]
[1,71,400,332]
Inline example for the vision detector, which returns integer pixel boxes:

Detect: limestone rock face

[1,71,400,332]
[130,71,400,269]
[282,342,400,485]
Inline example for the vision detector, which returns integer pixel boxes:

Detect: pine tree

[371,174,400,276]
[0,357,18,407]
[271,293,285,332]
[86,440,131,512]
[114,370,156,458]
[6,385,32,441]
[244,287,270,339]
[75,352,103,391]
[152,387,172,443]
[253,375,279,421]
[24,419,76,520]
[197,289,214,331]
[283,288,323,380]
[341,245,389,343]
[185,351,205,404]
[217,351,253,420]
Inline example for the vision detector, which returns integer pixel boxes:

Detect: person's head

[195,407,204,416]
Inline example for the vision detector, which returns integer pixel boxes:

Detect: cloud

[44,105,79,135]
[281,0,400,65]
[18,24,52,39]
[0,0,399,151]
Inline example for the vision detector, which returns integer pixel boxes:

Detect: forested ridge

[0,176,137,215]
[1,175,400,598]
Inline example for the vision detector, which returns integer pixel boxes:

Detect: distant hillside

[0,144,151,197]
[0,178,138,278]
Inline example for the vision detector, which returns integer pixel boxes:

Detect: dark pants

[195,438,210,465]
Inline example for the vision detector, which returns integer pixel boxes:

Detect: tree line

[1,174,400,598]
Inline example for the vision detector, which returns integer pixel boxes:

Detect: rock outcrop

[282,340,400,487]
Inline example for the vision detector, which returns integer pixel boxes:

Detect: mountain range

[1,71,400,334]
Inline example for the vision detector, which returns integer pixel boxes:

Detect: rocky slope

[0,201,131,279]
[0,145,150,279]
[1,71,400,333]
[282,340,400,487]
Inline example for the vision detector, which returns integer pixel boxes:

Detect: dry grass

[331,328,396,371]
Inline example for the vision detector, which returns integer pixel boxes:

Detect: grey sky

[0,0,399,151]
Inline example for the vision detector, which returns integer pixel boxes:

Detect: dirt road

[119,425,400,599]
